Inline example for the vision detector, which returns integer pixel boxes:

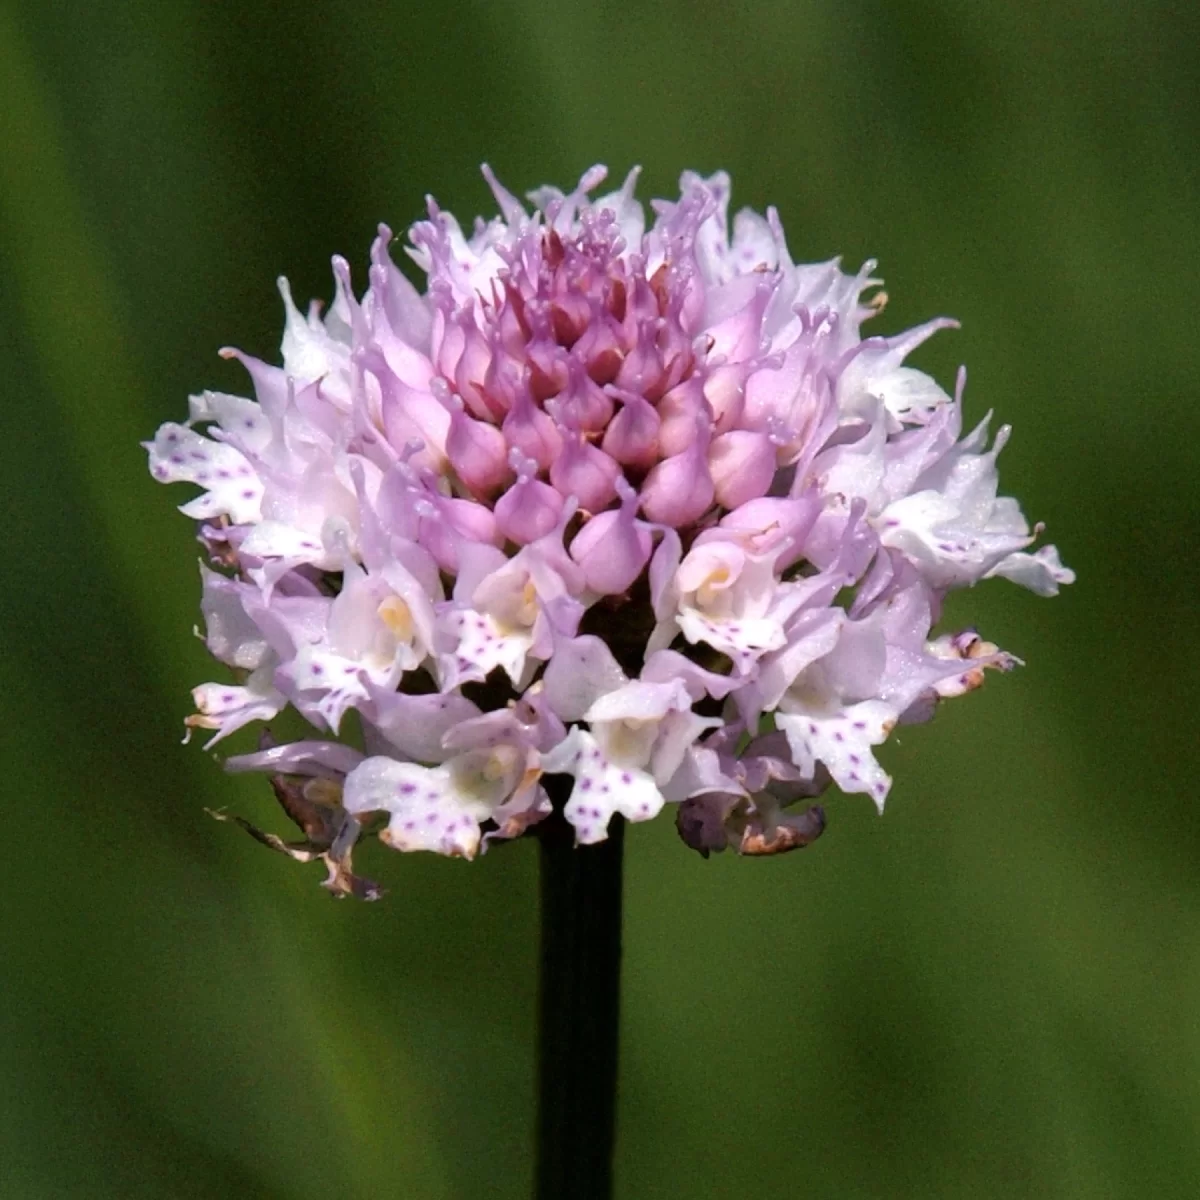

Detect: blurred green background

[2,1,1197,1196]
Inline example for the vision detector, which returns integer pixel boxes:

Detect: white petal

[342,757,491,859]
[187,390,272,454]
[278,276,351,387]
[240,520,330,566]
[542,729,665,845]
[366,689,481,764]
[439,608,532,688]
[285,648,372,732]
[147,423,263,524]
[542,636,628,722]
[584,678,692,726]
[986,545,1075,596]
[777,700,895,812]
[199,566,269,670]
[187,665,285,748]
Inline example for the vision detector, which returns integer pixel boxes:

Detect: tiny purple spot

[426,812,438,823]
[404,820,416,830]
[400,783,417,795]
[853,720,867,730]
[849,754,861,765]
[169,454,184,465]
[620,772,632,785]
[311,664,324,676]
[638,803,650,814]
[848,771,859,782]
[834,731,844,743]
[217,469,231,479]
[221,692,235,703]
[241,489,255,499]
[580,778,593,792]
[807,722,818,735]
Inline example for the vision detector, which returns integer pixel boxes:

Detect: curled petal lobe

[986,543,1076,595]
[738,805,827,856]
[225,739,366,780]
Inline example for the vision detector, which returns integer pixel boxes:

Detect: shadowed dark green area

[2,2,1197,1196]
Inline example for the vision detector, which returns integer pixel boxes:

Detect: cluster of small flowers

[147,166,1071,887]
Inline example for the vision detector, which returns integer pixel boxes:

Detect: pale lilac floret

[147,164,1071,874]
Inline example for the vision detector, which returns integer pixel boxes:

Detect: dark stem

[535,789,625,1200]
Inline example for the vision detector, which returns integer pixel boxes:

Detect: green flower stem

[535,788,624,1200]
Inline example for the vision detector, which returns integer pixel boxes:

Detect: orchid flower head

[147,164,1072,891]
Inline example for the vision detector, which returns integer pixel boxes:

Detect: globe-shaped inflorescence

[146,165,1071,895]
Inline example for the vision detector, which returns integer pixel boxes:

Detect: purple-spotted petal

[542,728,665,845]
